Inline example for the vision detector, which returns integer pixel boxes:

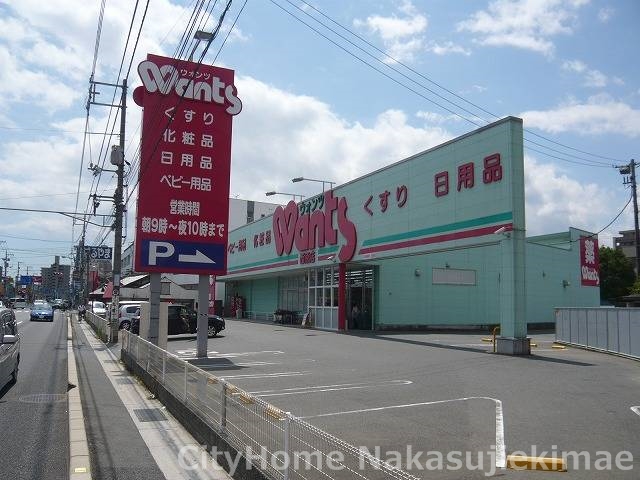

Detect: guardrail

[84,311,109,342]
[120,330,418,480]
[555,308,640,360]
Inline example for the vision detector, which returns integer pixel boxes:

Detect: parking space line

[221,371,311,379]
[250,380,413,397]
[300,396,506,470]
[209,350,284,358]
[194,361,280,368]
[632,406,640,417]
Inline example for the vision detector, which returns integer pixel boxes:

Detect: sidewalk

[70,314,231,480]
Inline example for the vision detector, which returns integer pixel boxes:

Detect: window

[432,268,476,286]
[278,274,308,312]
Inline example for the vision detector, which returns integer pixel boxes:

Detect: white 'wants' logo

[138,60,242,115]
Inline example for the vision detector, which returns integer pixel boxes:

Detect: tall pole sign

[133,54,241,275]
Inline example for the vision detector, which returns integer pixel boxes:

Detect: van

[10,298,27,310]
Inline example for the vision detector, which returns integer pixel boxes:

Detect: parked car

[168,304,225,337]
[30,303,54,322]
[89,301,107,317]
[130,304,225,337]
[117,302,141,330]
[0,307,20,388]
[9,297,27,310]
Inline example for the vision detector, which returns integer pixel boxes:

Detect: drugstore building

[219,117,600,340]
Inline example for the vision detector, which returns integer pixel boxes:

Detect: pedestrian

[351,303,360,329]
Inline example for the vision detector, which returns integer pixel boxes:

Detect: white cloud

[562,59,612,88]
[230,75,452,199]
[354,1,427,41]
[427,41,471,56]
[525,156,614,235]
[597,7,615,23]
[0,46,80,112]
[562,59,586,73]
[520,94,640,137]
[353,1,428,62]
[457,0,589,56]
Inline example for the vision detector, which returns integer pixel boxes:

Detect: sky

[0,0,638,282]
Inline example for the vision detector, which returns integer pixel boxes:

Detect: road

[164,320,640,479]
[0,308,69,480]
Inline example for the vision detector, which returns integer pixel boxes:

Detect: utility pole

[2,249,11,295]
[89,78,127,341]
[111,78,127,342]
[619,159,640,277]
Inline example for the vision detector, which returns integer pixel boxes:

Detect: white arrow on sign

[178,250,216,264]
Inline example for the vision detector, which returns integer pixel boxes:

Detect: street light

[291,177,335,192]
[266,191,305,202]
[189,30,214,61]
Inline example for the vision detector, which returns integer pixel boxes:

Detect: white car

[117,302,141,330]
[90,301,107,317]
[0,307,20,388]
[10,298,27,309]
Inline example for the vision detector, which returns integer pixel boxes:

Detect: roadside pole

[196,275,208,358]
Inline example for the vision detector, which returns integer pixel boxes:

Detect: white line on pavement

[250,380,413,397]
[300,396,506,470]
[220,371,311,380]
[209,350,284,358]
[194,361,280,368]
[632,406,640,417]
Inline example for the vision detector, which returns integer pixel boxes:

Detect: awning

[102,281,113,300]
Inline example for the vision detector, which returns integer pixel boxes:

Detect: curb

[68,313,92,480]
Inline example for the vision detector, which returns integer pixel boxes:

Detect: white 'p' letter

[148,241,174,265]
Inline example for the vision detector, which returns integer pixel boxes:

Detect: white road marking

[250,380,413,397]
[16,321,23,325]
[300,396,506,470]
[174,349,283,359]
[193,361,280,368]
[209,350,284,358]
[220,371,311,380]
[631,406,640,417]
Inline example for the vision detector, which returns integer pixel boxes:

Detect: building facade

[220,117,600,335]
[614,229,638,273]
[41,257,71,300]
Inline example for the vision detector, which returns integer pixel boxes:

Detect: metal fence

[555,308,640,360]
[84,311,109,342]
[120,330,418,480]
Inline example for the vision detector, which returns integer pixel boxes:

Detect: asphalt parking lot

[164,320,639,479]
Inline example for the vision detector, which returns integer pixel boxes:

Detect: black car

[130,305,225,337]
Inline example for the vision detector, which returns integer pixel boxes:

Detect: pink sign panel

[580,236,600,287]
[133,54,241,274]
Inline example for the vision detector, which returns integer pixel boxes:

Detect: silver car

[0,308,20,388]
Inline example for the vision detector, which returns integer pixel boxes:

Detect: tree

[599,246,635,302]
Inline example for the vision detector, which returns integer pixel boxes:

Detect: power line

[125,0,237,208]
[272,0,622,167]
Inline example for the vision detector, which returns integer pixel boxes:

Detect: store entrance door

[346,267,374,330]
